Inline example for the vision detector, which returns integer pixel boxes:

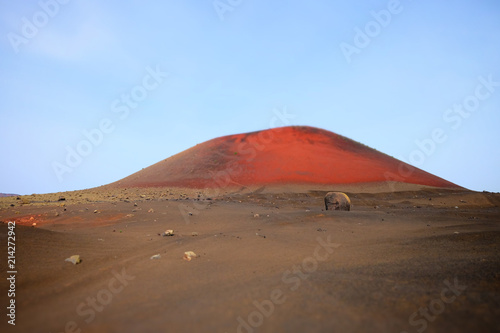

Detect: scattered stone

[454,232,460,235]
[58,197,66,201]
[253,213,260,218]
[317,228,326,232]
[65,255,81,265]
[256,233,266,239]
[148,208,154,213]
[163,229,174,236]
[455,206,459,209]
[188,212,193,216]
[150,254,161,260]
[191,232,198,236]
[32,223,36,227]
[93,210,99,214]
[324,192,351,211]
[55,212,60,217]
[460,200,467,203]
[183,251,197,261]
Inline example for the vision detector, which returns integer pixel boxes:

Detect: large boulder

[324,192,351,211]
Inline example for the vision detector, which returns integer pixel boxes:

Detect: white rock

[65,255,81,265]
[183,251,197,261]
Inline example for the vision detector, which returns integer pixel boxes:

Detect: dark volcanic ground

[0,186,499,333]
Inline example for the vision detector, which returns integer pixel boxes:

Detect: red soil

[109,126,460,189]
[8,214,45,226]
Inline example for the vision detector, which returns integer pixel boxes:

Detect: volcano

[109,126,459,189]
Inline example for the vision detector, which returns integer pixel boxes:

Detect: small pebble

[183,251,197,261]
[65,255,81,265]
[163,230,174,236]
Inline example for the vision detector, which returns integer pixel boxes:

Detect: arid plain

[1,127,499,333]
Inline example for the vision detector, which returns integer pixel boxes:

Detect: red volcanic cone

[110,126,460,189]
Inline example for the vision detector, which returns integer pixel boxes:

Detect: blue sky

[1,0,499,195]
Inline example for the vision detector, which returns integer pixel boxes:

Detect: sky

[0,0,499,195]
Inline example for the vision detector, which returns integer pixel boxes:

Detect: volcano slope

[1,127,499,333]
[107,126,459,190]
